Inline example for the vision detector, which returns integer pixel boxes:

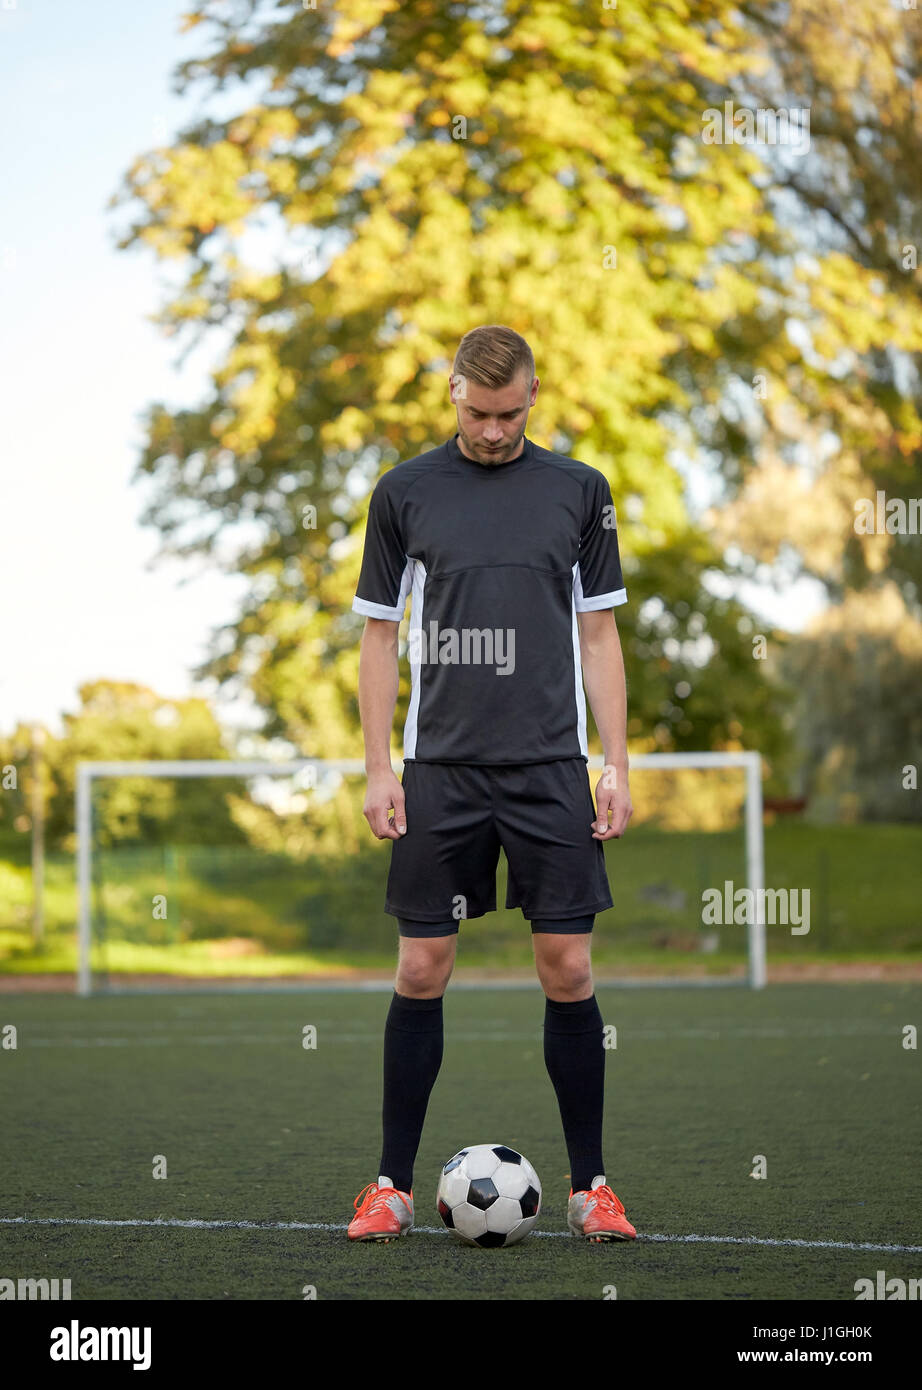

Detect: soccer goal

[75,751,765,996]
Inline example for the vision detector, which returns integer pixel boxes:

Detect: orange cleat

[567,1176,637,1242]
[347,1176,414,1242]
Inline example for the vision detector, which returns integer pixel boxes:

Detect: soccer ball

[436,1144,542,1248]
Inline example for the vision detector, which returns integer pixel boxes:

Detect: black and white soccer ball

[436,1144,542,1247]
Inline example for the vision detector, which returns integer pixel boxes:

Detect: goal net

[76,752,765,995]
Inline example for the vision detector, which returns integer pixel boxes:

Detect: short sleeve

[574,472,627,611]
[352,479,413,620]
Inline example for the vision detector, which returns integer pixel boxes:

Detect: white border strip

[1,1216,919,1254]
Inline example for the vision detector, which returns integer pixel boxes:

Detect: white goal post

[75,751,765,996]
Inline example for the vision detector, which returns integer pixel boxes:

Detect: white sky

[0,0,825,740]
[0,0,255,737]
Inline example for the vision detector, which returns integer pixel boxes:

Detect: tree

[709,0,922,608]
[109,0,920,766]
[783,584,922,822]
[44,681,247,849]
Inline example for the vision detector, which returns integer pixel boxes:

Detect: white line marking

[1,1216,919,1253]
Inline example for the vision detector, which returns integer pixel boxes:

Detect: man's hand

[363,768,407,840]
[591,766,632,840]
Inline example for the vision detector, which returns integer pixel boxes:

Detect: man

[347,324,636,1243]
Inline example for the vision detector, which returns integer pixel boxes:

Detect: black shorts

[385,758,613,927]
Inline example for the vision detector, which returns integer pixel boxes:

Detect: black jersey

[352,433,627,765]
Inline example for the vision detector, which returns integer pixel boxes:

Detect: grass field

[1,983,919,1300]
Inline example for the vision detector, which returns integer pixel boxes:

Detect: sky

[0,0,826,741]
[0,0,257,737]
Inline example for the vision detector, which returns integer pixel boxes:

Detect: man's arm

[577,608,632,840]
[358,616,407,839]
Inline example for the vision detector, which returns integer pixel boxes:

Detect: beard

[457,424,526,466]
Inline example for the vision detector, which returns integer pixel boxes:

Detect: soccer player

[347,325,636,1243]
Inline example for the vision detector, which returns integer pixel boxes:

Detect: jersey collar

[445,433,536,472]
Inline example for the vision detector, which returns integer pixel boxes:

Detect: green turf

[1,984,919,1299]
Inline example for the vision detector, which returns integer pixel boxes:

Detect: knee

[535,944,593,1001]
[396,941,454,997]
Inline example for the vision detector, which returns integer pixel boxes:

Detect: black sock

[543,994,605,1193]
[378,991,444,1193]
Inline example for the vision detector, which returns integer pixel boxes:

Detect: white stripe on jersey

[573,564,627,612]
[352,558,415,621]
[402,558,427,759]
[571,563,589,758]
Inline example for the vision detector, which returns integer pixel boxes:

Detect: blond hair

[451,325,535,392]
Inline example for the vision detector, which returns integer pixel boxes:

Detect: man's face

[449,370,539,466]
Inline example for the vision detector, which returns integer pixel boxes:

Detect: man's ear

[450,371,468,403]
